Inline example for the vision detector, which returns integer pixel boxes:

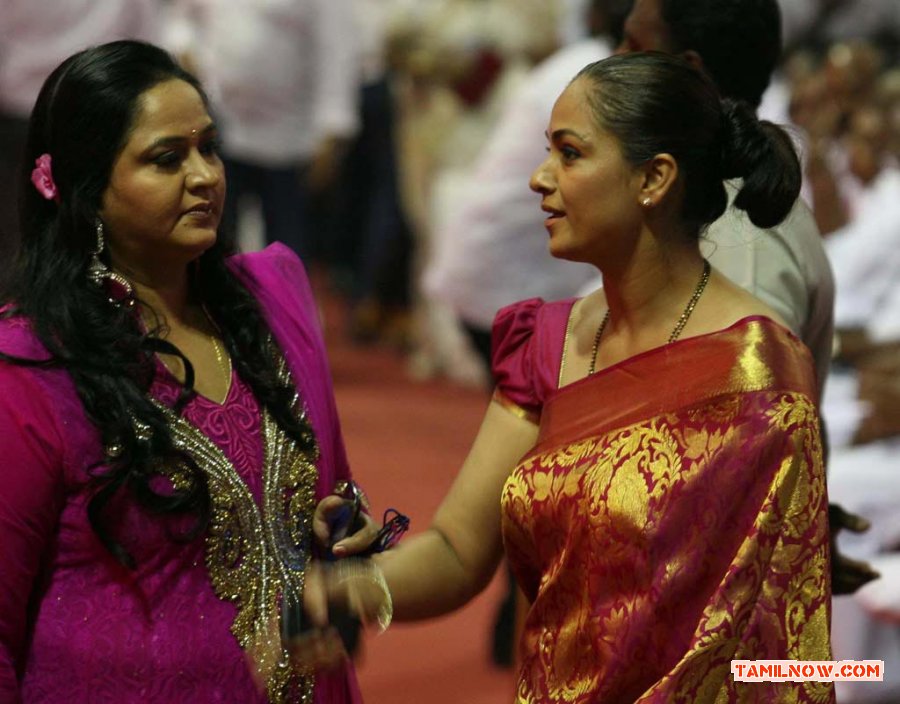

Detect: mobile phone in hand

[327,497,362,547]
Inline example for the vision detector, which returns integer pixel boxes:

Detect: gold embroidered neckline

[155,345,319,703]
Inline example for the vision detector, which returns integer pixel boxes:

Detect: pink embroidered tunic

[0,244,362,703]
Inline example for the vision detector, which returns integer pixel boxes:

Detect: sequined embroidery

[155,346,319,703]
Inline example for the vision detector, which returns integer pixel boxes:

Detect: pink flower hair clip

[31,153,60,203]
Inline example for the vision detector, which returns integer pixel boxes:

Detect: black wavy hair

[0,40,314,567]
[575,52,800,234]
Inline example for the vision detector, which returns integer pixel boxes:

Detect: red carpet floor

[324,308,516,704]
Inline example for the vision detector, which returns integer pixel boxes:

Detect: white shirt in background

[424,38,610,330]
[826,165,900,331]
[0,0,158,116]
[165,0,360,166]
[352,0,390,86]
[703,183,835,396]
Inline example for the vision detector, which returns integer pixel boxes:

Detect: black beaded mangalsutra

[588,259,711,375]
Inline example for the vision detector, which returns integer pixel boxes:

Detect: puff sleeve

[490,298,548,422]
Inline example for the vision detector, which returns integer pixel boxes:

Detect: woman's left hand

[312,494,381,557]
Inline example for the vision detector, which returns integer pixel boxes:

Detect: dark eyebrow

[547,128,590,142]
[145,122,218,151]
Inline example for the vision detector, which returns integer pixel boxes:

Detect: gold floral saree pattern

[501,319,834,703]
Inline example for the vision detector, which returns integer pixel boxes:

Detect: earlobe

[639,153,678,206]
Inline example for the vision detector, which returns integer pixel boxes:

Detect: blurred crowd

[5,1,894,384]
[1,0,899,700]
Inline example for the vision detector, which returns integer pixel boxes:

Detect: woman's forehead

[126,80,212,145]
[549,80,598,131]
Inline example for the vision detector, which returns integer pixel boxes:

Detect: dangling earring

[88,218,135,306]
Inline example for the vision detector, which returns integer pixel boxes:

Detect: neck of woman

[109,239,212,321]
[133,278,197,332]
[112,258,197,332]
[598,238,705,337]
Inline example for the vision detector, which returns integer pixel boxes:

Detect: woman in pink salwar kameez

[0,41,382,704]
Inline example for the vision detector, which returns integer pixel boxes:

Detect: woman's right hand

[312,493,381,557]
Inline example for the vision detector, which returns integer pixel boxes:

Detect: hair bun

[719,98,801,228]
[719,100,758,179]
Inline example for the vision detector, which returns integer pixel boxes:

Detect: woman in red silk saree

[293,53,835,704]
[499,314,834,704]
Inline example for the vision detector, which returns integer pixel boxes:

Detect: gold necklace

[210,334,232,387]
[588,259,711,375]
[202,303,232,390]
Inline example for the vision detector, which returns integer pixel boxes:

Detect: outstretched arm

[302,398,538,634]
[378,399,539,620]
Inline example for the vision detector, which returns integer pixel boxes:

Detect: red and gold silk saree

[500,317,834,703]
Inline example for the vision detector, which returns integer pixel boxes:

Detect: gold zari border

[493,388,540,424]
